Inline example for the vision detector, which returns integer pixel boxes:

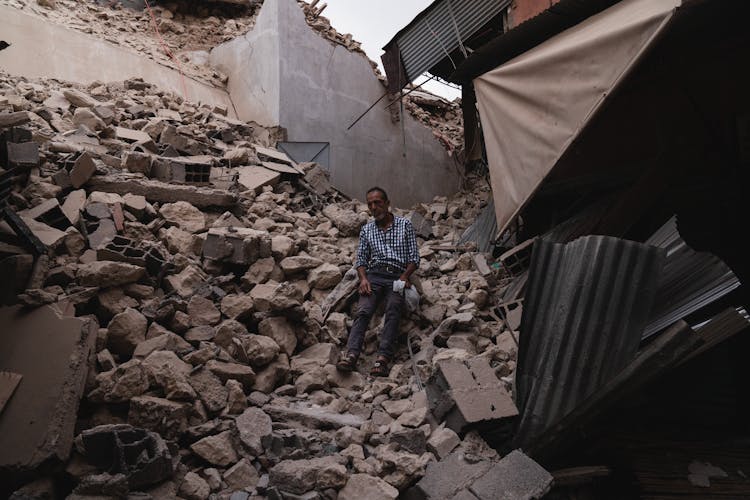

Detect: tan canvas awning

[474,0,682,235]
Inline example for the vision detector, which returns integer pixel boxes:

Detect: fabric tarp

[474,0,681,235]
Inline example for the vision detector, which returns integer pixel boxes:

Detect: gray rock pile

[1,73,521,499]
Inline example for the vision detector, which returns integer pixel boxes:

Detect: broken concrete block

[179,471,210,500]
[90,359,149,403]
[219,294,254,321]
[22,198,71,231]
[250,281,301,312]
[87,218,117,250]
[279,254,324,276]
[72,108,106,130]
[269,456,347,494]
[0,111,31,128]
[62,89,98,108]
[290,343,338,375]
[426,426,460,459]
[188,367,229,415]
[115,126,151,143]
[410,451,494,500]
[190,430,238,467]
[302,163,331,195]
[235,407,272,456]
[0,306,96,471]
[128,396,189,440]
[205,360,255,389]
[121,151,152,175]
[159,201,206,233]
[408,211,435,239]
[69,152,97,189]
[468,450,553,500]
[61,189,86,225]
[6,141,39,169]
[106,307,148,356]
[163,265,206,298]
[258,316,297,357]
[426,357,518,434]
[79,424,173,489]
[203,227,271,264]
[187,295,221,326]
[151,155,213,184]
[77,261,145,288]
[338,473,399,500]
[87,173,237,208]
[224,458,259,490]
[308,263,342,289]
[132,333,193,359]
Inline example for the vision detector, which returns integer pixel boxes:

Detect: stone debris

[0,71,527,499]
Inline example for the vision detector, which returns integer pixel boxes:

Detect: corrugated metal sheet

[515,235,666,447]
[457,197,497,253]
[395,0,511,82]
[643,216,741,338]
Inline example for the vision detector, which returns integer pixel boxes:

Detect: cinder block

[203,227,272,265]
[408,452,494,500]
[469,450,553,500]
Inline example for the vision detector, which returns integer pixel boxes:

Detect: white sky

[317,0,463,101]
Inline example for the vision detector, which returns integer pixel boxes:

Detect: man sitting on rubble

[337,186,420,377]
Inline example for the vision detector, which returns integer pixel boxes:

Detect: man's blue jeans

[346,271,405,359]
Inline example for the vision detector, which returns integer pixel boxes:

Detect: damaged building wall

[0,4,237,118]
[211,0,461,207]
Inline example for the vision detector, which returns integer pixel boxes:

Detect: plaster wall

[211,0,461,207]
[0,5,236,118]
[209,1,280,126]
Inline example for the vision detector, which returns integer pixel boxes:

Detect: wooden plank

[0,371,22,414]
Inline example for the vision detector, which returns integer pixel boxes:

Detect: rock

[63,88,99,107]
[269,456,347,494]
[381,399,412,418]
[241,257,276,287]
[242,334,280,368]
[185,325,216,344]
[271,234,295,260]
[107,307,148,356]
[133,332,193,358]
[122,151,152,175]
[290,343,338,375]
[338,474,399,500]
[427,426,460,459]
[324,364,365,390]
[308,263,342,289]
[128,395,189,439]
[191,430,239,467]
[264,404,364,430]
[214,319,248,350]
[250,282,301,312]
[159,201,206,233]
[178,472,210,500]
[187,295,221,326]
[189,367,229,414]
[322,204,366,237]
[206,360,255,389]
[389,428,427,454]
[220,294,254,321]
[77,261,146,287]
[258,316,297,357]
[280,255,323,275]
[164,265,206,297]
[235,407,272,456]
[251,354,289,393]
[225,379,247,414]
[224,458,259,490]
[73,107,105,130]
[161,226,198,255]
[295,366,327,394]
[91,359,149,403]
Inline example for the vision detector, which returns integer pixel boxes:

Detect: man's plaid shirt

[355,215,420,272]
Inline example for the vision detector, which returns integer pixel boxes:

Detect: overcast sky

[318,0,462,100]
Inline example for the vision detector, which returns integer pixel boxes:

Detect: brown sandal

[336,352,358,372]
[370,356,390,377]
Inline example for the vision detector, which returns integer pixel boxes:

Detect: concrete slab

[261,160,302,175]
[0,305,97,470]
[469,450,553,500]
[237,166,281,193]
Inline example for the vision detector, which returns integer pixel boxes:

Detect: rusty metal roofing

[384,0,511,83]
[514,235,666,447]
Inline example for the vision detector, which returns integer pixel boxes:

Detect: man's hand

[359,276,372,296]
[398,274,412,288]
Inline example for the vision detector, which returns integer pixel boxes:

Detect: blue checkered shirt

[355,215,420,272]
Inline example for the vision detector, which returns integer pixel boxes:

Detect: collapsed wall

[211,0,462,207]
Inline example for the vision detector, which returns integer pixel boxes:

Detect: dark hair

[366,186,388,201]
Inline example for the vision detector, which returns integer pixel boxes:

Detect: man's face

[366,190,389,222]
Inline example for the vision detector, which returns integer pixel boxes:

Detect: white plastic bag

[404,286,420,312]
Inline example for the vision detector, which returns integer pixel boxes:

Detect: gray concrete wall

[209,1,281,127]
[211,0,461,207]
[0,5,236,118]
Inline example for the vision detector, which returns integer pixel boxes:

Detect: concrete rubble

[0,5,529,499]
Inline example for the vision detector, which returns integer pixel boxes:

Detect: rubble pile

[404,90,464,156]
[1,71,517,498]
[3,0,262,86]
